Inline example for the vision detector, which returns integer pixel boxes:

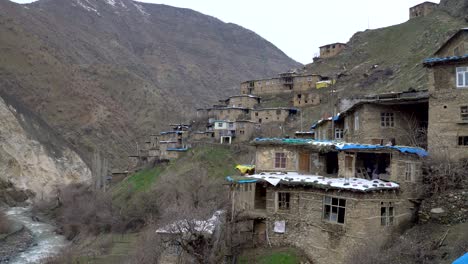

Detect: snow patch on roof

[229,172,399,192]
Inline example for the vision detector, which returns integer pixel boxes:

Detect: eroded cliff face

[0,97,91,200]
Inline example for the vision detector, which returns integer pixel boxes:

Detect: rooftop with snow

[227,172,400,192]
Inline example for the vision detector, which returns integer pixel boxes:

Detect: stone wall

[260,187,411,264]
[293,92,320,107]
[255,145,298,172]
[240,75,321,96]
[427,63,468,160]
[344,103,427,146]
[251,109,293,124]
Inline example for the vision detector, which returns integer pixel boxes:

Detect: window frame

[458,136,468,146]
[354,111,360,130]
[461,106,468,121]
[277,192,291,211]
[274,152,287,169]
[404,162,416,182]
[335,128,344,139]
[323,196,346,224]
[380,112,395,127]
[381,202,395,226]
[456,67,468,88]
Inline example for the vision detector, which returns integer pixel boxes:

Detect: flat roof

[240,73,322,84]
[319,42,347,48]
[252,138,428,157]
[410,1,438,8]
[227,172,399,193]
[423,55,468,66]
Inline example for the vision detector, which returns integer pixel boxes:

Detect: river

[4,207,68,264]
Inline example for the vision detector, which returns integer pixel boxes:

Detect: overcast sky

[10,0,439,64]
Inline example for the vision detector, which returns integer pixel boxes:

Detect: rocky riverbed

[1,207,68,264]
[0,225,33,263]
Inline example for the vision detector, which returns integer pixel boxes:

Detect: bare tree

[150,167,228,264]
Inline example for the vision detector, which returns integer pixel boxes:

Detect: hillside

[294,1,467,125]
[0,0,300,166]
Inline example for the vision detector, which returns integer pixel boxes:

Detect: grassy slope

[238,247,306,264]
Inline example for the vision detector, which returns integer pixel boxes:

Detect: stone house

[409,1,438,19]
[222,95,261,109]
[213,120,258,143]
[227,138,427,264]
[196,107,251,121]
[235,120,259,142]
[251,108,298,124]
[191,131,215,142]
[312,92,429,147]
[424,28,468,160]
[293,92,320,107]
[159,131,190,160]
[319,43,347,59]
[240,73,322,96]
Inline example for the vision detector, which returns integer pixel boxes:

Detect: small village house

[240,73,322,96]
[311,91,429,147]
[424,28,468,160]
[227,138,427,264]
[409,1,438,19]
[251,108,298,124]
[319,43,347,59]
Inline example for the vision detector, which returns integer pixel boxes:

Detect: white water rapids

[4,207,68,264]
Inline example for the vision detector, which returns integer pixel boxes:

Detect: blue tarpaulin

[167,148,189,152]
[424,54,468,65]
[453,253,468,264]
[226,176,258,184]
[336,144,428,157]
[253,138,428,157]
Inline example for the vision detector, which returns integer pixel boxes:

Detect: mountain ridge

[0,0,300,167]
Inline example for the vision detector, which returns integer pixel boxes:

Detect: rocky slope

[0,94,91,199]
[0,0,300,167]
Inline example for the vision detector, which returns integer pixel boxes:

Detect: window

[381,202,394,226]
[456,67,468,88]
[323,196,346,224]
[354,112,360,130]
[217,123,223,128]
[276,109,281,115]
[461,106,468,121]
[459,136,468,146]
[277,192,290,210]
[404,162,416,182]
[255,112,259,117]
[335,128,343,139]
[381,112,394,127]
[275,152,287,168]
[229,123,234,128]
